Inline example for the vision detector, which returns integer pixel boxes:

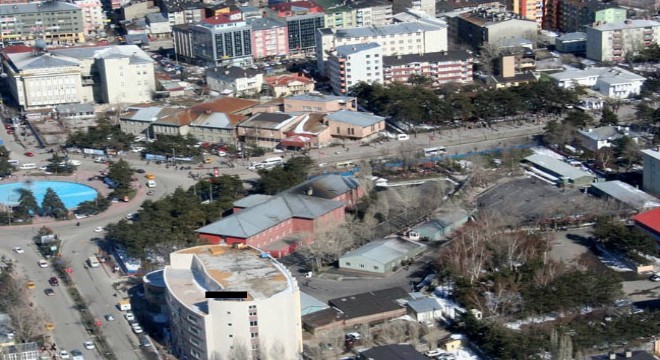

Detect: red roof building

[270,0,323,17]
[633,207,660,244]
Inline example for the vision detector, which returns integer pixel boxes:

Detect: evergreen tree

[0,146,13,178]
[107,159,134,198]
[600,107,619,126]
[15,189,39,217]
[41,188,68,219]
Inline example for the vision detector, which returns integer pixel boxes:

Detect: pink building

[74,0,105,34]
[283,93,357,113]
[382,50,474,87]
[248,17,288,60]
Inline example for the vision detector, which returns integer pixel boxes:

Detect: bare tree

[8,304,47,343]
[297,226,354,271]
[227,340,250,360]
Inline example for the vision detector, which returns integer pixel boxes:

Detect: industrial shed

[413,208,470,241]
[522,154,596,187]
[590,181,660,210]
[339,238,426,274]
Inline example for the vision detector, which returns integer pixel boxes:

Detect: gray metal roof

[523,154,594,180]
[300,291,329,314]
[591,181,660,209]
[557,32,587,42]
[326,110,384,127]
[145,12,168,23]
[288,93,355,103]
[383,50,472,67]
[340,238,426,265]
[196,194,344,238]
[7,53,80,71]
[334,21,446,38]
[0,1,79,14]
[239,112,300,130]
[335,42,381,56]
[122,106,169,122]
[578,126,640,141]
[286,174,360,199]
[49,45,154,63]
[413,208,469,231]
[247,17,286,30]
[407,297,442,313]
[232,194,273,208]
[642,148,660,161]
[190,112,235,129]
[360,344,428,360]
[55,103,95,114]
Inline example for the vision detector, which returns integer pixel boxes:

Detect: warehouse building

[522,154,596,187]
[339,238,426,274]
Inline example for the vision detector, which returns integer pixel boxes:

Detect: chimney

[625,350,633,358]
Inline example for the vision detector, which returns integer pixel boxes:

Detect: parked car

[49,277,59,286]
[105,314,115,321]
[44,288,55,296]
[59,350,70,359]
[650,273,660,282]
[13,247,24,254]
[94,226,104,233]
[38,259,49,268]
[24,152,34,157]
[83,341,95,350]
[124,312,135,321]
[132,326,143,334]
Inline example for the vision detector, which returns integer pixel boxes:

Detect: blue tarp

[144,154,167,161]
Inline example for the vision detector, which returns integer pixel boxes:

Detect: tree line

[349,77,581,125]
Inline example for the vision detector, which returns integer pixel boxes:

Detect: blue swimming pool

[0,181,98,209]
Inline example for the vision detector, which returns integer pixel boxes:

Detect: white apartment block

[316,18,448,75]
[328,43,383,94]
[165,245,303,360]
[642,148,660,195]
[73,0,106,35]
[586,19,660,63]
[2,45,155,110]
[352,0,393,27]
[548,66,646,99]
[393,0,436,17]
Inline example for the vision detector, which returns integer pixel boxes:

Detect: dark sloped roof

[383,50,472,67]
[328,287,408,318]
[286,174,360,199]
[360,344,428,360]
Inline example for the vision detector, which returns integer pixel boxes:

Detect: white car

[39,165,48,171]
[93,226,104,233]
[68,159,82,166]
[217,150,227,157]
[130,147,145,153]
[124,313,135,321]
[83,341,95,350]
[125,213,134,220]
[425,349,443,357]
[13,247,24,254]
[59,350,70,359]
[38,260,49,268]
[132,326,143,334]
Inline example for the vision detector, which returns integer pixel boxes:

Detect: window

[345,262,351,266]
[251,332,259,338]
[190,349,201,359]
[189,326,199,335]
[337,126,341,134]
[374,265,379,269]
[250,320,258,326]
[359,264,365,268]
[228,323,232,326]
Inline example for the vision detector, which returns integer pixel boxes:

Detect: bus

[422,146,447,157]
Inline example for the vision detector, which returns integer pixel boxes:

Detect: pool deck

[0,168,147,227]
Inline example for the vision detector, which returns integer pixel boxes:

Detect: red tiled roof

[271,0,321,12]
[633,208,660,234]
[265,74,314,86]
[203,11,242,25]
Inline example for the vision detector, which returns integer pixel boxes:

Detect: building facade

[392,0,435,17]
[191,14,252,66]
[0,2,84,45]
[511,0,543,27]
[325,109,385,140]
[559,0,626,33]
[549,67,646,99]
[642,148,660,196]
[283,94,357,112]
[248,17,288,60]
[382,50,473,86]
[206,67,264,96]
[452,7,538,49]
[286,13,325,54]
[351,0,393,27]
[316,19,448,75]
[328,43,383,94]
[586,20,660,63]
[165,245,303,360]
[264,74,315,97]
[73,0,106,35]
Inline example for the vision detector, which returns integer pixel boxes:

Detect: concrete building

[393,0,435,18]
[0,343,39,360]
[325,109,385,140]
[285,13,326,55]
[577,125,640,152]
[118,0,160,21]
[248,17,288,60]
[237,112,305,148]
[206,67,264,96]
[339,238,426,274]
[633,207,660,245]
[328,43,383,94]
[349,0,393,27]
[411,208,470,240]
[196,192,346,257]
[191,13,252,66]
[119,105,180,137]
[586,20,660,63]
[522,153,596,187]
[406,297,443,323]
[283,93,357,112]
[589,180,660,210]
[165,245,302,360]
[316,18,448,75]
[158,0,204,26]
[172,24,195,63]
[382,50,474,87]
[73,0,106,35]
[264,74,315,97]
[642,148,660,196]
[451,7,537,49]
[2,45,154,110]
[0,2,84,45]
[146,12,172,36]
[549,67,646,99]
[555,32,587,54]
[558,0,626,33]
[300,292,329,316]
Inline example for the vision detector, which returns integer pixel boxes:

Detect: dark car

[49,277,59,286]
[44,288,55,296]
[135,168,146,174]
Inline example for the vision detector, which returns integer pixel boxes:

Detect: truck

[88,256,100,268]
[118,299,132,311]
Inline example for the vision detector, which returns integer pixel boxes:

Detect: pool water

[0,181,98,209]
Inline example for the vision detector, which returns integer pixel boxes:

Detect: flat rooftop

[165,245,294,315]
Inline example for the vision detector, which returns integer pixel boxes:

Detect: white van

[88,256,100,268]
[397,134,410,141]
[261,157,283,168]
[19,163,37,170]
[146,180,156,188]
[8,160,19,166]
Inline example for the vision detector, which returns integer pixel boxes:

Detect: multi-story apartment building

[328,43,383,94]
[451,7,538,49]
[586,20,660,62]
[350,0,393,27]
[316,18,448,75]
[382,50,474,86]
[323,7,357,29]
[73,0,106,35]
[1,45,154,110]
[269,0,324,17]
[172,24,194,62]
[191,12,252,66]
[247,17,288,60]
[0,2,84,45]
[267,1,325,54]
[559,0,626,33]
[158,0,204,26]
[510,0,543,28]
[393,0,435,17]
[642,148,660,196]
[165,245,303,360]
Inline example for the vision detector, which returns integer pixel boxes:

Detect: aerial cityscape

[1,0,660,358]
